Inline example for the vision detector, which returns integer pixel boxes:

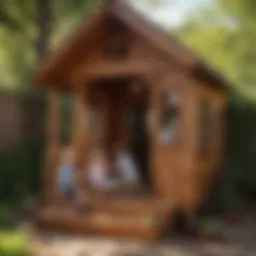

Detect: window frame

[158,90,181,146]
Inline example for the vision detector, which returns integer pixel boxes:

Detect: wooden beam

[72,81,90,178]
[74,60,154,82]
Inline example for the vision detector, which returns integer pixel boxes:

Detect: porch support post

[43,89,61,206]
[73,80,89,180]
[144,73,161,196]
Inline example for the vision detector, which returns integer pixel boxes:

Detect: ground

[0,210,255,256]
[29,210,256,256]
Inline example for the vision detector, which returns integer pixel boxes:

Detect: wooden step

[36,196,174,241]
[36,207,162,241]
[90,196,173,216]
[52,195,173,222]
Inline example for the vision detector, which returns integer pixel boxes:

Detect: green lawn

[0,228,29,256]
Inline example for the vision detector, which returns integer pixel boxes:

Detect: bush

[0,205,14,228]
[200,216,223,235]
[227,91,256,201]
[199,90,256,217]
[0,138,45,202]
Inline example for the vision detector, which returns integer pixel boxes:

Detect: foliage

[199,217,224,240]
[0,138,45,202]
[200,216,223,231]
[0,0,101,90]
[0,229,29,256]
[175,4,236,85]
[0,205,14,228]
[218,0,256,91]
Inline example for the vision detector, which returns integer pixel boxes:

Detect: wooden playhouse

[33,0,228,241]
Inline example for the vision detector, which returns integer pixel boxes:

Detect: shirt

[89,162,106,186]
[58,164,75,192]
[88,161,118,189]
[116,153,139,183]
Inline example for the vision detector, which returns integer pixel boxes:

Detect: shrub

[0,205,14,228]
[0,138,45,202]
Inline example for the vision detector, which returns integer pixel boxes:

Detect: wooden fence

[0,90,45,151]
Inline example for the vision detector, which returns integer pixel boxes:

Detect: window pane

[159,91,180,145]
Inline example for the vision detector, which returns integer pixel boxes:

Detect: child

[57,146,76,200]
[114,146,141,192]
[85,144,141,196]
[88,144,141,194]
[57,146,87,214]
[87,147,116,191]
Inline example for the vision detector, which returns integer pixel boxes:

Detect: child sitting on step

[86,144,141,195]
[87,146,116,191]
[57,145,87,214]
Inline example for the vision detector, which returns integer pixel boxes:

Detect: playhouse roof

[33,0,230,90]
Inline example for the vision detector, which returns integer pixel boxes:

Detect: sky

[130,0,211,27]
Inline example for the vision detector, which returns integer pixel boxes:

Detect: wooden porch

[37,196,174,241]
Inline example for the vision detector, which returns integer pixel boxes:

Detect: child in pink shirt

[87,147,118,190]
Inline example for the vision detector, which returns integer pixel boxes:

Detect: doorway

[87,76,151,189]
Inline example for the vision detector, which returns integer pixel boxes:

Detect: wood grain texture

[34,0,228,239]
[36,200,173,241]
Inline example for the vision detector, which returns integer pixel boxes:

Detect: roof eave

[192,62,230,90]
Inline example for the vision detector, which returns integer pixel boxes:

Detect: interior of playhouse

[59,76,155,197]
[89,77,150,185]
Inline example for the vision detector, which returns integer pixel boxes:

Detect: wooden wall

[191,82,227,211]
[0,91,45,151]
[44,16,228,216]
[146,60,227,214]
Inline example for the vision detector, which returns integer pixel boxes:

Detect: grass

[200,216,223,234]
[0,228,29,256]
[0,204,30,256]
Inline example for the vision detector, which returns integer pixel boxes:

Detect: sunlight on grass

[0,229,29,256]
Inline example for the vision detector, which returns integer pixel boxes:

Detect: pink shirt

[89,162,106,186]
[88,161,118,189]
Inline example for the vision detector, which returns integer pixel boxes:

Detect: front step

[90,196,172,216]
[37,208,160,241]
[36,197,174,241]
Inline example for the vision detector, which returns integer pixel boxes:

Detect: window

[159,91,181,145]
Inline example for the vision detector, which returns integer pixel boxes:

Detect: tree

[217,0,256,90]
[0,0,169,90]
[0,0,101,90]
[175,3,237,84]
[176,0,256,95]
